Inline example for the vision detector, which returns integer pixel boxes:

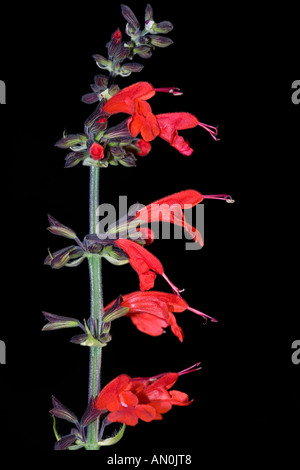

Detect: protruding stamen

[198,121,219,141]
[187,306,218,323]
[155,87,183,96]
[162,272,185,297]
[203,194,235,203]
[178,362,202,376]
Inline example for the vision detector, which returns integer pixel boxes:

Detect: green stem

[86,166,103,449]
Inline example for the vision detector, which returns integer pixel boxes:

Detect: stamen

[178,362,202,376]
[202,194,235,203]
[198,121,220,141]
[154,87,183,96]
[187,306,218,323]
[162,272,185,297]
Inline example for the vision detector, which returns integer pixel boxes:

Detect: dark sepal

[103,118,133,142]
[145,3,153,23]
[120,62,144,76]
[81,92,99,104]
[80,396,103,428]
[83,235,115,254]
[121,4,140,30]
[47,214,77,240]
[148,35,173,47]
[42,312,80,331]
[133,46,153,58]
[44,246,84,269]
[54,434,78,451]
[152,21,174,34]
[119,153,137,167]
[50,396,78,424]
[64,150,88,168]
[55,134,86,149]
[102,247,129,266]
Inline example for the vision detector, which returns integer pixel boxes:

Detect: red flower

[89,142,105,160]
[114,238,182,295]
[102,82,160,141]
[94,367,196,426]
[104,291,217,342]
[103,82,219,153]
[135,189,204,247]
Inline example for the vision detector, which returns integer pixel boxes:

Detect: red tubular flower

[102,82,160,141]
[135,189,204,247]
[94,367,196,426]
[104,291,217,342]
[114,238,182,295]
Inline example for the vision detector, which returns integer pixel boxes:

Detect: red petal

[148,400,172,414]
[95,374,130,411]
[156,112,199,131]
[130,311,170,336]
[169,390,193,406]
[115,239,164,291]
[136,190,203,223]
[103,82,155,115]
[107,408,139,426]
[168,312,184,342]
[146,373,179,393]
[135,404,158,422]
[119,390,139,407]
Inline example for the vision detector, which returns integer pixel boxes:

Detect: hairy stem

[86,166,103,449]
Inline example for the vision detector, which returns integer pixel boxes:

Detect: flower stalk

[87,166,103,448]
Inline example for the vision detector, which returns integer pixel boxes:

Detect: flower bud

[54,434,77,451]
[120,62,144,77]
[47,214,77,240]
[89,142,105,161]
[152,21,173,34]
[55,134,86,149]
[50,396,78,424]
[121,4,140,30]
[42,312,80,331]
[148,35,173,48]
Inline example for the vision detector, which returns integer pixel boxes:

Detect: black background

[0,0,299,463]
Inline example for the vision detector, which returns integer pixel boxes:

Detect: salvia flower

[103,290,217,342]
[135,189,205,247]
[94,364,200,426]
[114,238,182,295]
[103,81,219,152]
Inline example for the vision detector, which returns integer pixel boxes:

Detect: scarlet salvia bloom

[104,291,217,342]
[114,238,182,295]
[94,369,193,426]
[102,82,160,141]
[135,189,204,247]
[103,81,219,151]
